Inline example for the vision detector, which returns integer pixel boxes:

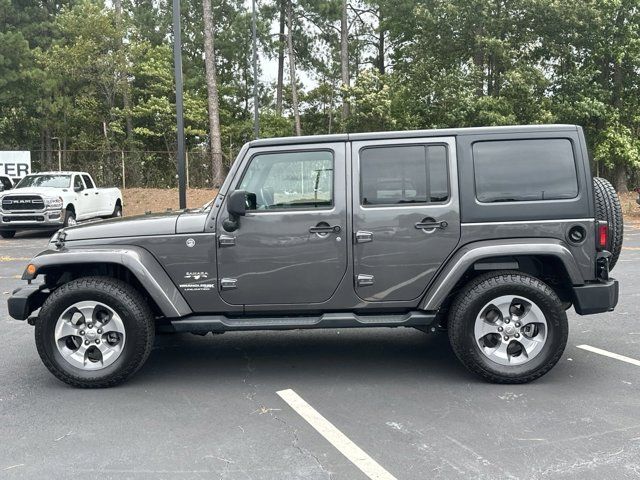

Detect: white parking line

[577,344,640,367]
[277,389,397,480]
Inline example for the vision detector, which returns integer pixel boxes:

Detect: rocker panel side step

[170,311,436,333]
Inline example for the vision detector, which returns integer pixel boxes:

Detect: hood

[63,211,182,241]
[2,187,70,197]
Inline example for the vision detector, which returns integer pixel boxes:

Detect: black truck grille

[3,215,45,222]
[1,195,45,211]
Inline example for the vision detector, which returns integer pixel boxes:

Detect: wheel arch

[420,239,584,311]
[23,246,191,319]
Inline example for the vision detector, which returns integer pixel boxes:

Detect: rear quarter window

[473,139,578,203]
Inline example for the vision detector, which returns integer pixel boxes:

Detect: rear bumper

[8,284,49,321]
[572,278,619,315]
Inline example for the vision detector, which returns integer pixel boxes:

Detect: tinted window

[360,145,449,205]
[238,150,333,210]
[74,176,84,190]
[0,177,11,190]
[82,175,95,189]
[473,139,578,202]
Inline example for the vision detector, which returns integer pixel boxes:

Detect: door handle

[309,225,341,234]
[355,230,373,243]
[218,234,236,247]
[415,220,448,230]
[83,193,89,196]
[95,192,99,195]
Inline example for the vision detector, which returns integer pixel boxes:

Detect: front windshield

[15,174,71,189]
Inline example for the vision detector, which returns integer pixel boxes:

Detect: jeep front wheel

[35,277,155,388]
[448,272,568,384]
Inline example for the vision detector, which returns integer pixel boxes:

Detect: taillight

[597,222,608,250]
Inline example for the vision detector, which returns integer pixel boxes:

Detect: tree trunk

[114,0,133,142]
[203,0,224,186]
[377,8,384,75]
[340,0,350,122]
[276,0,286,116]
[615,166,628,194]
[473,24,484,97]
[287,0,301,136]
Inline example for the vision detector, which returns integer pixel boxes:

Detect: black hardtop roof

[248,124,579,147]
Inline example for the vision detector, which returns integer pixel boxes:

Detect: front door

[352,137,461,302]
[216,143,347,306]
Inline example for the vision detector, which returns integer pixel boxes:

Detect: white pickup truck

[0,171,122,238]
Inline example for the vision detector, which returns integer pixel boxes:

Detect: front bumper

[8,284,49,321]
[572,278,619,315]
[0,209,64,230]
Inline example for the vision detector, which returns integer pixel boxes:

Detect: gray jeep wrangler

[8,125,621,388]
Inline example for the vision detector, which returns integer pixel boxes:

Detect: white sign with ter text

[0,151,31,178]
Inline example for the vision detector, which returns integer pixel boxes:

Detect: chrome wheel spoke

[54,320,78,341]
[59,342,89,368]
[76,303,97,323]
[482,338,510,361]
[474,316,500,342]
[518,301,545,327]
[493,299,514,323]
[99,316,125,336]
[518,326,546,354]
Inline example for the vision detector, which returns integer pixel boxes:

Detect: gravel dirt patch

[123,188,218,216]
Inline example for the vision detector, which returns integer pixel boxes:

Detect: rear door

[351,137,460,302]
[216,142,347,306]
[81,174,100,216]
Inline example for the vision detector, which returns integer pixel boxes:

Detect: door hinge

[220,278,238,290]
[354,230,373,243]
[218,234,236,247]
[356,274,375,287]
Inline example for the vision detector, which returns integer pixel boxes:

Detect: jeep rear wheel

[35,277,155,388]
[448,272,568,384]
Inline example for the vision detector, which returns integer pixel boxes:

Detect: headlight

[44,196,64,210]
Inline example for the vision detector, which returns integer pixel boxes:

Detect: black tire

[110,202,123,218]
[35,276,155,388]
[593,177,623,270]
[63,209,76,228]
[0,230,16,239]
[448,271,568,384]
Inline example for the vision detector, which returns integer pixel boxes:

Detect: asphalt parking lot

[1,227,639,480]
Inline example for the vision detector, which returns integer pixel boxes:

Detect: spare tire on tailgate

[593,177,623,270]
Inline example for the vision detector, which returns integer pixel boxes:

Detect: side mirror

[223,190,256,232]
[227,190,248,217]
[74,186,84,193]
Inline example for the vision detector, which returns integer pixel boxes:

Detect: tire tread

[35,276,154,388]
[448,271,567,384]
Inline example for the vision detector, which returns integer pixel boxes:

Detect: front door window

[238,151,333,210]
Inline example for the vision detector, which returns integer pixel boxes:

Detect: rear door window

[473,139,578,203]
[74,175,85,191]
[82,175,95,189]
[360,145,449,206]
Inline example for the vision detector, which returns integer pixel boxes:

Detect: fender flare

[420,238,584,311]
[23,246,192,318]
